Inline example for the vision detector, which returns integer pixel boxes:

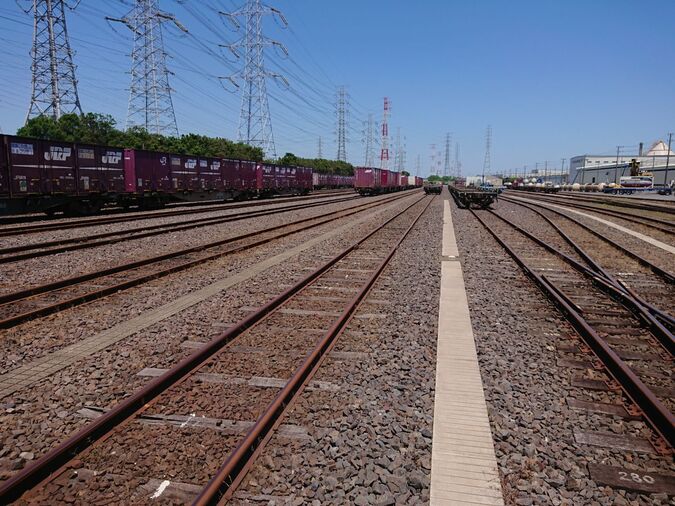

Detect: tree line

[18,113,358,175]
[17,113,262,162]
[277,153,354,176]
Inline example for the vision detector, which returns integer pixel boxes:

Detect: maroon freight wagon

[354,167,382,195]
[124,149,172,195]
[257,164,312,196]
[0,135,125,214]
[77,145,125,195]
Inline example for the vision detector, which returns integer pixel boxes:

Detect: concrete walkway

[429,197,504,505]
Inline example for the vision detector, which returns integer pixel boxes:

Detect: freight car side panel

[199,157,222,190]
[0,137,9,196]
[238,160,257,191]
[171,155,199,191]
[8,137,42,194]
[355,167,380,189]
[296,166,311,190]
[77,145,124,194]
[42,140,77,194]
[125,149,171,193]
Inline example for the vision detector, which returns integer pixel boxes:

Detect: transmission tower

[430,144,437,176]
[25,0,83,122]
[336,85,348,162]
[317,136,323,159]
[362,113,376,166]
[380,97,390,170]
[455,142,461,177]
[443,132,452,178]
[415,154,421,176]
[220,0,289,158]
[107,1,186,137]
[482,125,492,184]
[394,128,402,171]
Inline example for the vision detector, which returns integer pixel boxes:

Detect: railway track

[0,194,434,504]
[0,191,417,329]
[0,190,354,238]
[0,194,363,264]
[507,191,675,214]
[508,192,675,236]
[469,208,674,455]
[500,196,675,329]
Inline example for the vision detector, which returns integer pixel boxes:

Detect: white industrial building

[570,140,675,186]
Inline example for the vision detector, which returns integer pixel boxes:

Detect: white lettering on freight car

[11,143,34,156]
[102,151,122,164]
[44,146,72,161]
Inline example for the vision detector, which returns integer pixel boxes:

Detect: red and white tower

[380,97,390,170]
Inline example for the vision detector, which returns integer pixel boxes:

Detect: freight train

[509,177,561,193]
[0,134,322,215]
[312,172,354,189]
[354,167,423,195]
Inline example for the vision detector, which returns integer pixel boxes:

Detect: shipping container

[77,145,125,194]
[0,137,8,197]
[199,156,223,191]
[124,149,173,193]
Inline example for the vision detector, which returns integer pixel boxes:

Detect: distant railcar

[0,134,318,215]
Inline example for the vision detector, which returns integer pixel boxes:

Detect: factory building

[570,140,675,186]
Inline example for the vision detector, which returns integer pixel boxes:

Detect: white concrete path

[430,198,504,505]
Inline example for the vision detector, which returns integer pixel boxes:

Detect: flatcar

[0,135,314,215]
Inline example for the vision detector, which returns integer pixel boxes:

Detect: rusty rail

[484,209,674,356]
[0,195,360,264]
[193,196,434,505]
[0,190,355,238]
[470,209,674,449]
[0,192,414,329]
[0,194,430,504]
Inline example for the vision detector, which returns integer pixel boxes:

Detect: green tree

[17,113,264,161]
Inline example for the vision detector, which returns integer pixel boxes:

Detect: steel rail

[0,191,356,237]
[0,192,416,329]
[193,196,435,505]
[507,190,675,215]
[0,190,354,227]
[501,196,675,330]
[502,195,675,284]
[470,209,675,449]
[484,208,675,356]
[528,195,675,233]
[0,195,361,264]
[0,194,429,504]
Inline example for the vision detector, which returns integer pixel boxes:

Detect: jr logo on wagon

[102,151,122,164]
[44,146,72,161]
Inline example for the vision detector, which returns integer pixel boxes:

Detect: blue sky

[1,0,674,177]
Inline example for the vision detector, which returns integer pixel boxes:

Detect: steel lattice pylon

[336,85,347,162]
[482,125,492,184]
[362,113,375,167]
[108,0,185,136]
[221,0,288,159]
[25,0,83,122]
[443,132,452,178]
